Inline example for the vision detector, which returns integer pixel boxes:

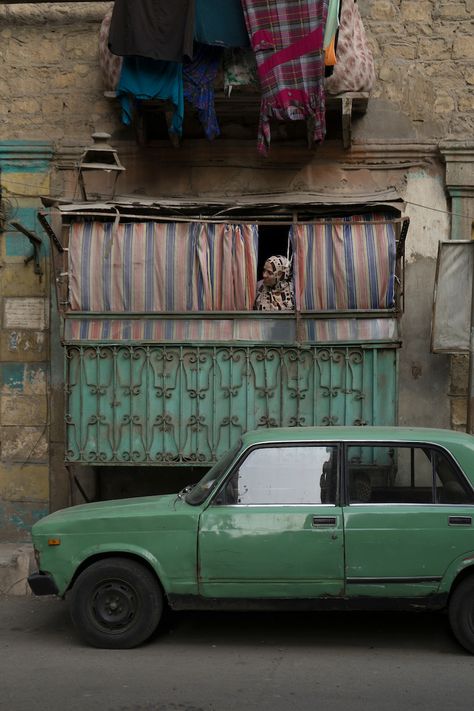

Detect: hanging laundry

[195,0,250,48]
[325,0,376,94]
[240,0,329,155]
[99,9,123,91]
[108,0,195,63]
[324,0,340,52]
[323,0,340,74]
[183,45,223,141]
[116,57,184,136]
[223,49,259,95]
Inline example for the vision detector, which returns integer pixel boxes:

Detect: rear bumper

[28,571,59,596]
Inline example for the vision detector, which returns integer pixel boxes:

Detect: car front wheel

[449,576,474,653]
[69,557,163,649]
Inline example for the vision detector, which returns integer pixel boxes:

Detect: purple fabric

[183,44,223,140]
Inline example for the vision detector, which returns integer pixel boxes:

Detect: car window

[346,445,474,505]
[186,441,241,505]
[214,445,338,505]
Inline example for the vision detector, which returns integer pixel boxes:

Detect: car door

[343,442,474,598]
[198,443,345,598]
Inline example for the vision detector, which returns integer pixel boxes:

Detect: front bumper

[28,571,59,596]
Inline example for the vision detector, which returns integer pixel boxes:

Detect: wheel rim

[89,578,139,634]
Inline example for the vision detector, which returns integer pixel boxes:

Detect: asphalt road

[1,595,474,711]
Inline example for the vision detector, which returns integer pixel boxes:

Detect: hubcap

[90,579,138,632]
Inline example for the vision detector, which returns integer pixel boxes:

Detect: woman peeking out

[254,255,295,311]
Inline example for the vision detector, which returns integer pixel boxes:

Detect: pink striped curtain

[68,221,258,312]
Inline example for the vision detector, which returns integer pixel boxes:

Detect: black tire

[69,557,163,649]
[449,576,474,653]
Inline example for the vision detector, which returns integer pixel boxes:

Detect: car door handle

[448,516,472,526]
[312,516,337,527]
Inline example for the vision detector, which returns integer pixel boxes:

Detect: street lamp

[76,132,126,201]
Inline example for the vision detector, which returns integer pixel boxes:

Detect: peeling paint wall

[0,144,51,541]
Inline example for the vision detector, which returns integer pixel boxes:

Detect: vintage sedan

[28,426,474,651]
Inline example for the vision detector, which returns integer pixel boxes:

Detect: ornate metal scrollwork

[322,415,339,425]
[289,416,306,426]
[258,415,278,427]
[65,343,395,465]
[188,415,206,432]
[155,414,173,432]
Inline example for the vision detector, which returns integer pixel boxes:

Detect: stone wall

[361,0,474,139]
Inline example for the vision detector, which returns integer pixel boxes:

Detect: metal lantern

[76,132,125,201]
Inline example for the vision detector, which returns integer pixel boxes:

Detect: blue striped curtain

[291,214,397,310]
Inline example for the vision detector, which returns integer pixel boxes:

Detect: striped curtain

[290,214,397,310]
[69,221,259,312]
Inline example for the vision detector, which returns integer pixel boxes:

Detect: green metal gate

[65,343,398,466]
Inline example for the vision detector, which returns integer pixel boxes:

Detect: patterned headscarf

[254,255,295,311]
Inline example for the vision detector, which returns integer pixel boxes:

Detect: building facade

[0,0,473,541]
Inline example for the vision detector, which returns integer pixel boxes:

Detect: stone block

[0,502,48,544]
[1,173,50,199]
[434,93,456,114]
[458,93,474,113]
[0,544,35,595]
[370,0,397,21]
[400,1,432,23]
[450,354,468,395]
[0,264,48,297]
[1,427,48,462]
[7,98,41,116]
[436,3,468,18]
[0,362,47,396]
[465,67,474,86]
[0,331,48,361]
[418,37,450,60]
[453,35,474,60]
[451,397,467,428]
[32,39,62,64]
[383,42,417,60]
[0,463,49,502]
[0,394,47,426]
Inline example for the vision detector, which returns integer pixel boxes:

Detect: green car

[28,426,474,651]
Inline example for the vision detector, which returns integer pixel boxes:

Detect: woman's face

[262,261,277,287]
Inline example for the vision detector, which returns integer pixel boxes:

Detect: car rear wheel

[69,557,163,649]
[449,576,474,653]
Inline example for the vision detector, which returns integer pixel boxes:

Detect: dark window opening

[257,224,292,280]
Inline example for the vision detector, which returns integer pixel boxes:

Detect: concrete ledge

[0,544,35,596]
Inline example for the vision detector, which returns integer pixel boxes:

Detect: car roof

[240,426,474,448]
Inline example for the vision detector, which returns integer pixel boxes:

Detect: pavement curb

[0,544,34,597]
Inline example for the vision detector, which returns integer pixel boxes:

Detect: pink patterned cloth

[325,0,376,94]
[98,9,123,91]
[241,0,328,155]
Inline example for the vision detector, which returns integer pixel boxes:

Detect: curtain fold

[69,221,259,313]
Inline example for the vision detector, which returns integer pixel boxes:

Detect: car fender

[438,551,474,594]
[64,542,171,596]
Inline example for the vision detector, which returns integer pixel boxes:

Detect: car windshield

[185,441,242,505]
